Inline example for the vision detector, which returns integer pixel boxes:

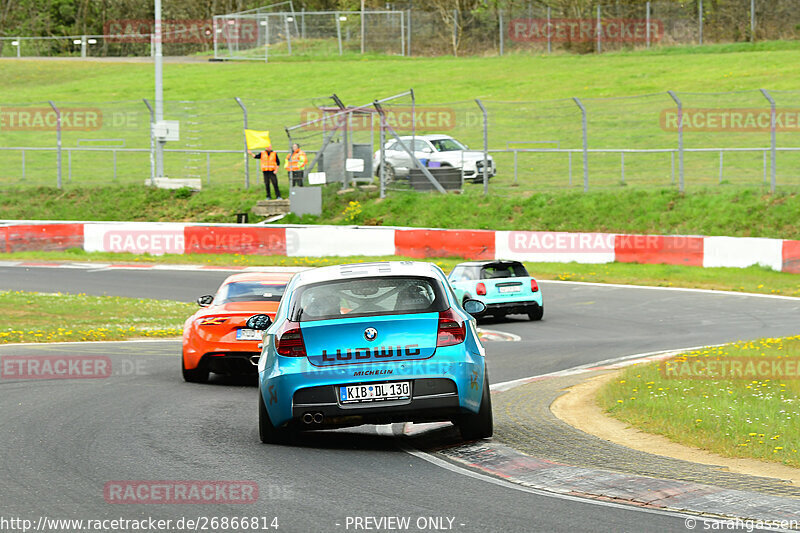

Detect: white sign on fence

[345,158,365,172]
[307,172,326,185]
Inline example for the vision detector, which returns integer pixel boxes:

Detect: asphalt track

[2,265,800,533]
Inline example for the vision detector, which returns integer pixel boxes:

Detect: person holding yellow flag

[285,143,308,188]
[248,145,281,200]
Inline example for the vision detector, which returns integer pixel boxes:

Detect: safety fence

[2,1,799,59]
[1,221,799,274]
[2,89,800,192]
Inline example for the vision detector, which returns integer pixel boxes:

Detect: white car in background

[373,134,496,183]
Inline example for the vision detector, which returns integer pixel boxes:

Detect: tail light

[276,320,307,357]
[437,308,466,347]
[197,316,227,326]
[476,282,486,296]
[531,279,539,292]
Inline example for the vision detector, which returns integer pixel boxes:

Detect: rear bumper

[289,378,461,428]
[259,344,486,428]
[485,301,541,316]
[196,352,260,375]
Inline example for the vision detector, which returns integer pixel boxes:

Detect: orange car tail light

[476,282,487,296]
[531,279,539,292]
[197,316,227,325]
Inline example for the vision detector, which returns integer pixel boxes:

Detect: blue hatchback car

[448,260,543,321]
[245,261,492,443]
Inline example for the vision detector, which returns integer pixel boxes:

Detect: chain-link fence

[3,1,800,59]
[2,89,799,193]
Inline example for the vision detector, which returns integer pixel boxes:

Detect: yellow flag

[245,129,272,150]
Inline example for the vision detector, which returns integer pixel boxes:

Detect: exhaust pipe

[249,355,260,366]
[302,413,314,424]
[312,412,324,424]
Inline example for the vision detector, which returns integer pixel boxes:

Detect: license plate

[236,329,262,341]
[339,381,411,404]
[498,285,521,293]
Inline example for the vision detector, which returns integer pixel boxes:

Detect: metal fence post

[750,0,755,42]
[234,97,250,189]
[667,91,684,192]
[498,9,504,56]
[284,14,292,56]
[596,5,601,54]
[513,150,518,184]
[407,9,412,56]
[400,11,406,56]
[360,1,365,55]
[453,9,459,56]
[646,2,651,48]
[572,97,589,192]
[16,37,21,58]
[336,12,343,56]
[475,99,489,195]
[547,7,551,54]
[48,100,62,189]
[699,0,703,44]
[81,35,87,58]
[265,17,270,63]
[379,114,386,199]
[760,88,776,192]
[143,98,155,185]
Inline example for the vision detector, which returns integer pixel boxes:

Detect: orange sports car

[182,272,294,382]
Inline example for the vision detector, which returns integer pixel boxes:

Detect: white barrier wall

[285,226,396,257]
[702,236,784,271]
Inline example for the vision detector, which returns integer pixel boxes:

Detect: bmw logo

[364,327,378,342]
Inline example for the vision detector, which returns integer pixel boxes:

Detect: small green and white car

[448,260,543,321]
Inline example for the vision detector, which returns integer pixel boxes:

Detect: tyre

[381,164,396,183]
[259,388,288,444]
[528,305,544,321]
[182,355,209,383]
[458,370,493,441]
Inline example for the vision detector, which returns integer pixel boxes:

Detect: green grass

[4,41,800,103]
[598,336,800,467]
[0,290,194,343]
[2,250,800,298]
[4,184,800,241]
[3,42,800,189]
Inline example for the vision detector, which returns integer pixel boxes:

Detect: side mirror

[422,147,433,153]
[462,299,486,316]
[196,295,214,307]
[246,314,273,330]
